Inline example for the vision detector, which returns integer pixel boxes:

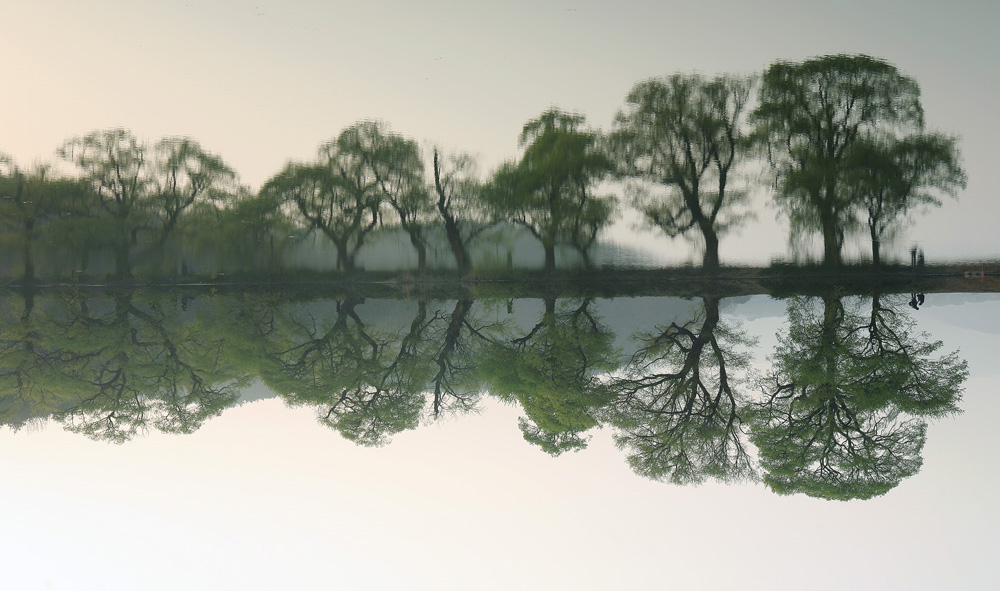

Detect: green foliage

[56,129,240,277]
[59,129,150,222]
[844,133,966,263]
[151,137,238,236]
[0,291,249,442]
[478,298,621,455]
[613,74,753,268]
[484,109,616,268]
[605,297,757,484]
[751,54,930,265]
[0,161,91,280]
[747,294,967,499]
[261,121,431,270]
[252,298,433,446]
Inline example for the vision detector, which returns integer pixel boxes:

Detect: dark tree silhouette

[747,294,966,499]
[484,109,616,271]
[613,74,753,270]
[752,55,926,266]
[605,297,756,483]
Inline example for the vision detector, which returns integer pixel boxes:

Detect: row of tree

[1,54,965,279]
[0,288,966,500]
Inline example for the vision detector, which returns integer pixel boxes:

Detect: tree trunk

[869,220,881,267]
[114,238,131,278]
[407,230,427,273]
[543,243,556,273]
[822,218,842,267]
[702,229,720,271]
[22,219,35,283]
[335,238,355,272]
[443,218,471,274]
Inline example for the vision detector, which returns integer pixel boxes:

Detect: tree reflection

[250,298,429,446]
[0,288,972,500]
[748,294,967,499]
[0,291,249,442]
[479,297,621,454]
[605,297,756,484]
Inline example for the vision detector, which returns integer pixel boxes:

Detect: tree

[747,294,967,499]
[605,296,756,484]
[484,109,616,271]
[326,121,432,270]
[613,74,753,270]
[0,159,87,281]
[262,161,378,272]
[432,150,494,274]
[59,129,151,277]
[263,122,429,272]
[844,134,965,265]
[751,54,925,266]
[151,137,238,241]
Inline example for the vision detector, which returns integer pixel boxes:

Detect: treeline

[0,289,967,500]
[0,54,965,280]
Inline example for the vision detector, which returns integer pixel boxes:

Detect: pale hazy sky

[4,0,998,262]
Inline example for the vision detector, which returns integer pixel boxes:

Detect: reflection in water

[479,297,619,454]
[604,296,756,484]
[748,293,966,499]
[0,288,968,500]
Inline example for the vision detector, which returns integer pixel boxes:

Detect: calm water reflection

[0,287,972,501]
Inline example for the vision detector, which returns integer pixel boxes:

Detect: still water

[2,288,997,590]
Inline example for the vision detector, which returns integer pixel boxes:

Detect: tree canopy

[751,54,932,266]
[614,74,753,269]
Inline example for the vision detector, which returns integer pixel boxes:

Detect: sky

[3,0,999,264]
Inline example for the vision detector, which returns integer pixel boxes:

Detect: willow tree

[484,109,616,271]
[748,295,966,499]
[152,137,238,241]
[751,54,925,266]
[59,129,150,277]
[844,134,965,265]
[262,161,376,272]
[613,74,752,270]
[326,122,431,270]
[0,158,88,281]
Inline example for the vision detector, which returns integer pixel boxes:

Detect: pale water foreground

[1,289,997,589]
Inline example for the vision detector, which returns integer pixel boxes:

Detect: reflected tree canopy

[604,296,756,484]
[0,286,971,500]
[478,297,620,454]
[747,294,967,499]
[0,290,247,442]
